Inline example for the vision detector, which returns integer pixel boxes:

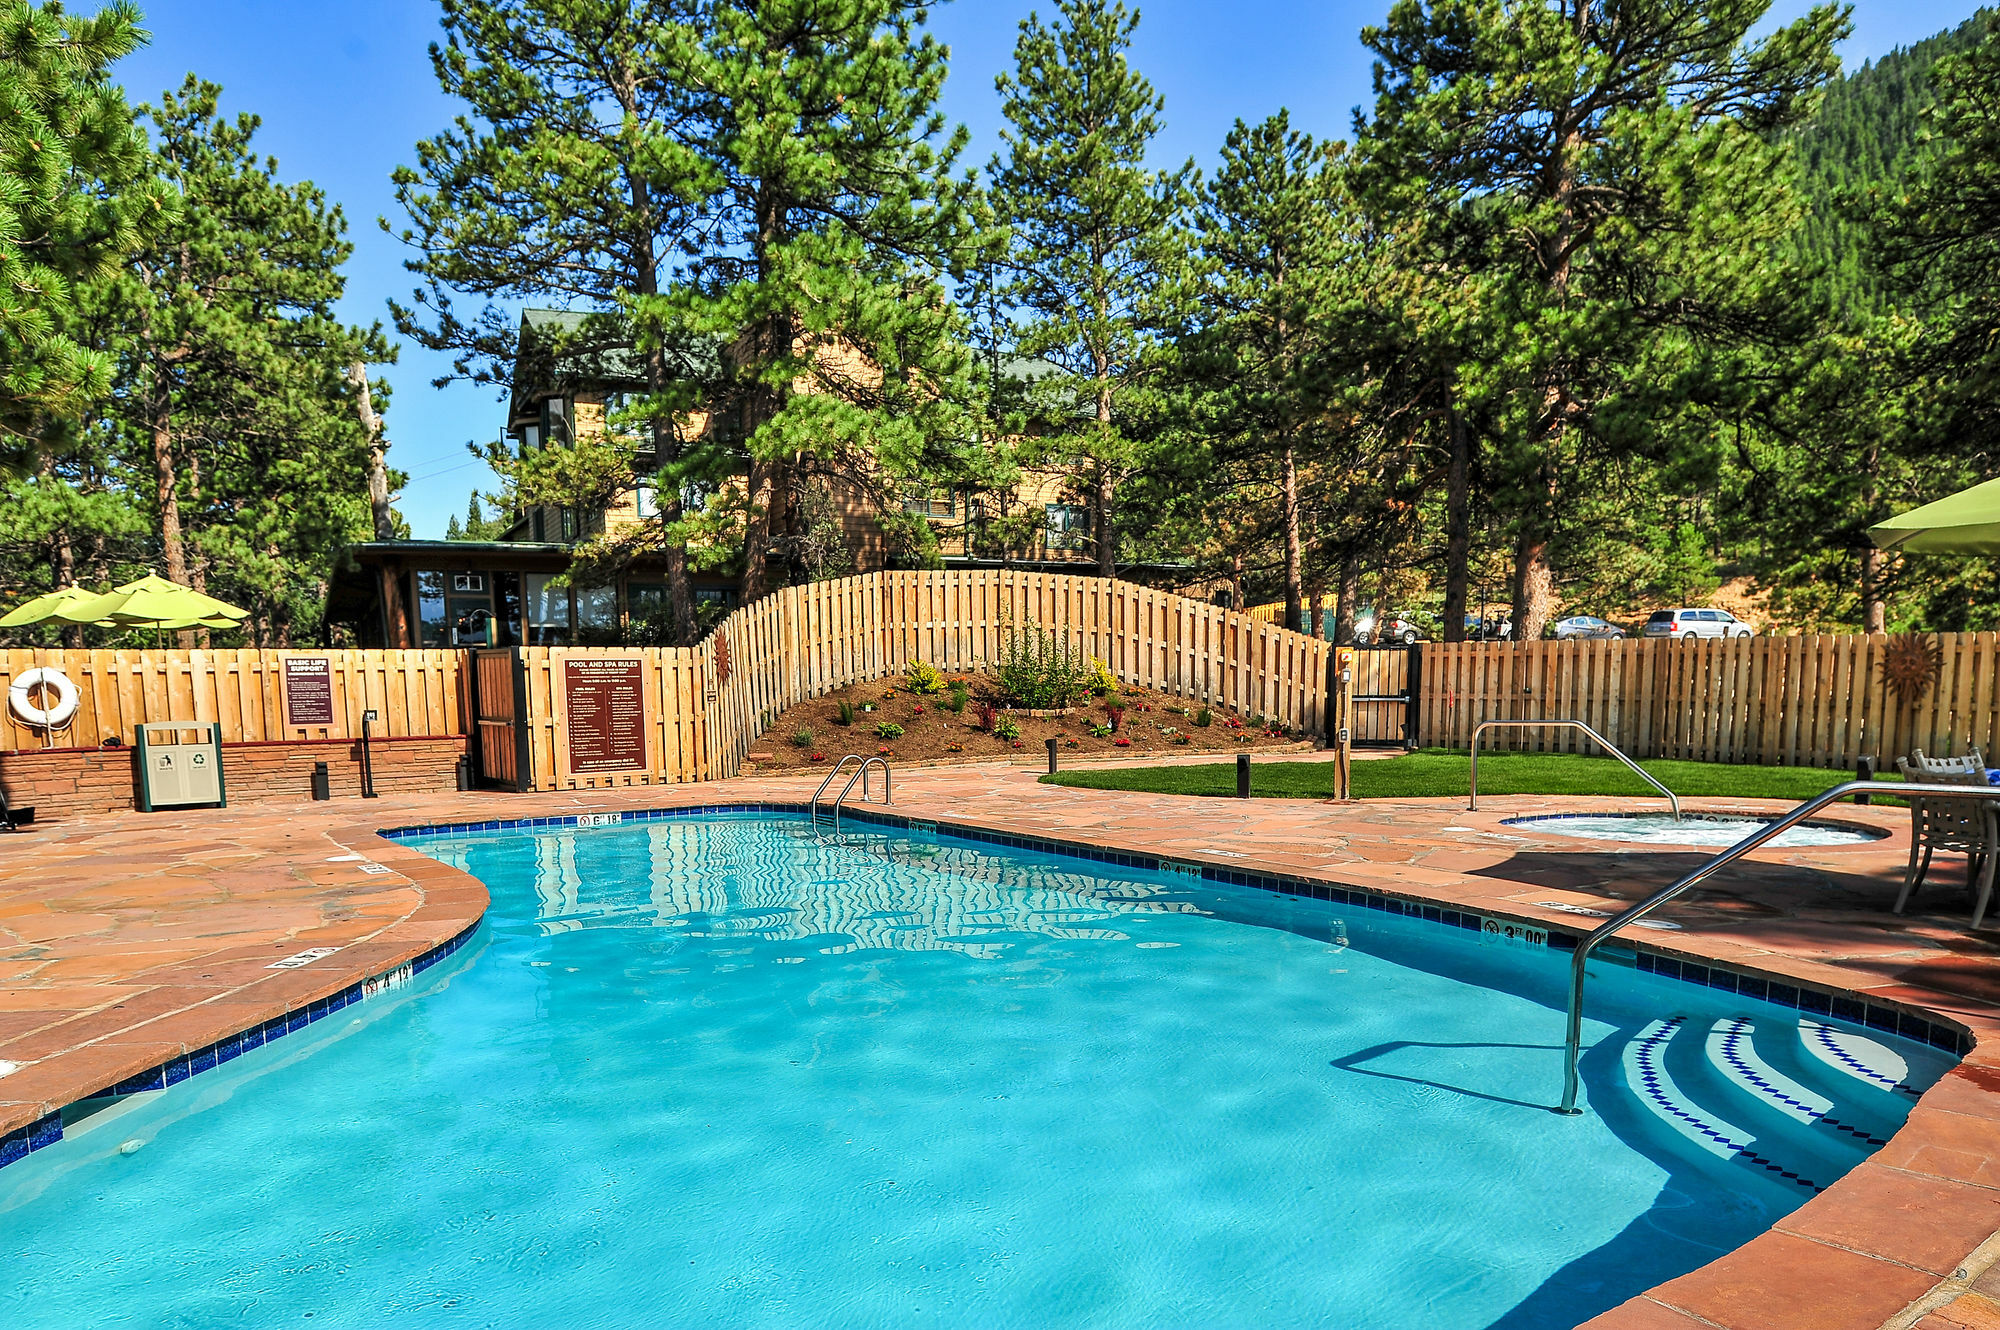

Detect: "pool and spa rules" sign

[564,658,647,774]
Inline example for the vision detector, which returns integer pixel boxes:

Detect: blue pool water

[0,814,1954,1329]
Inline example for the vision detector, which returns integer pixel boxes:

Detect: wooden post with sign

[1332,647,1354,801]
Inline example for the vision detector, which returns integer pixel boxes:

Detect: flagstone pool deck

[4,763,2000,1330]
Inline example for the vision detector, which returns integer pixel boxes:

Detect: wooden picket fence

[1,573,1329,792]
[1421,634,2000,769]
[504,570,1332,791]
[0,648,467,752]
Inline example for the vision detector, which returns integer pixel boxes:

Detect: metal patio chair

[1894,748,1997,929]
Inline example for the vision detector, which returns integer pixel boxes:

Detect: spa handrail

[1470,719,1680,821]
[1557,779,2000,1115]
[809,755,865,833]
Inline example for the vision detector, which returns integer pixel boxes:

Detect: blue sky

[111,0,1990,539]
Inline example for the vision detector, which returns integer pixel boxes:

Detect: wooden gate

[472,648,528,791]
[1351,645,1419,748]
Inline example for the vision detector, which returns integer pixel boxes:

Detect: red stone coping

[4,767,2000,1329]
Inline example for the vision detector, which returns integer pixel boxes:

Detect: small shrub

[808,751,827,762]
[790,726,814,748]
[911,703,925,716]
[945,742,964,753]
[1114,737,1132,747]
[1087,657,1118,696]
[905,661,945,694]
[996,621,1092,709]
[945,684,969,713]
[834,700,855,726]
[974,699,1000,731]
[874,720,905,740]
[1088,722,1113,738]
[1193,706,1213,728]
[994,718,1021,741]
[1104,703,1126,732]
[877,744,895,756]
[1162,726,1190,745]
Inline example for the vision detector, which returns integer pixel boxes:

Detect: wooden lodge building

[331,311,1118,649]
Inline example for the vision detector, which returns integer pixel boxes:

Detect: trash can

[134,722,227,812]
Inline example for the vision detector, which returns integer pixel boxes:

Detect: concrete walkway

[2,763,1998,1330]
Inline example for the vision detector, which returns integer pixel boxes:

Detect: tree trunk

[1443,406,1471,643]
[1279,441,1304,633]
[1860,442,1886,633]
[1229,554,1245,612]
[1510,528,1557,642]
[1334,551,1361,644]
[1094,466,1116,578]
[1307,583,1323,642]
[36,439,85,649]
[148,374,186,586]
[346,364,397,542]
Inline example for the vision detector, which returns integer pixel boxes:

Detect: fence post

[1404,641,1423,750]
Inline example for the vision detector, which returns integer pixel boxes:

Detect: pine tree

[99,77,390,643]
[1187,113,1354,631]
[397,0,983,623]
[989,0,1193,577]
[654,0,986,598]
[1359,0,1847,639]
[0,0,170,445]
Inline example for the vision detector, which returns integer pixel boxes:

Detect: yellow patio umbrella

[0,584,105,628]
[51,574,250,630]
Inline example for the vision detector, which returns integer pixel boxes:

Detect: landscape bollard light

[360,709,379,800]
[1854,755,1877,805]
[311,761,330,802]
[1046,738,1059,774]
[1237,753,1250,799]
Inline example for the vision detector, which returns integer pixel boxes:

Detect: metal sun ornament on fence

[1881,632,1942,704]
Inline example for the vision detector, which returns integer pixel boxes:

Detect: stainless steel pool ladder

[808,755,891,837]
[1556,779,2000,1116]
[1469,719,1680,820]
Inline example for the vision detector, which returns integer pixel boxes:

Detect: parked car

[1464,613,1512,641]
[1552,615,1625,641]
[1641,607,1756,640]
[1354,613,1427,645]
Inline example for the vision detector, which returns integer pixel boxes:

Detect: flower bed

[742,676,1309,771]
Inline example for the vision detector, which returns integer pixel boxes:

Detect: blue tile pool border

[0,921,480,1175]
[381,801,1973,1059]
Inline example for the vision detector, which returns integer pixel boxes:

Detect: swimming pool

[1502,812,1887,848]
[0,813,1954,1329]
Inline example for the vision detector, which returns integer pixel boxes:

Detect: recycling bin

[134,722,227,812]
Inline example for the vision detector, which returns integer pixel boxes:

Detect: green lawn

[1039,748,1896,802]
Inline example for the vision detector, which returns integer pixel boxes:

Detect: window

[904,488,954,518]
[524,573,570,646]
[1697,610,1722,622]
[414,571,450,647]
[574,583,618,645]
[492,571,523,647]
[1046,503,1088,550]
[540,397,571,445]
[559,507,577,542]
[531,509,546,542]
[635,484,658,519]
[519,424,542,453]
[452,573,485,593]
[1647,610,1673,624]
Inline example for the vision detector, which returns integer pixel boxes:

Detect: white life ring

[9,666,81,730]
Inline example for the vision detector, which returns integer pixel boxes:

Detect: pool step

[1620,1011,1940,1193]
[1622,1017,1825,1192]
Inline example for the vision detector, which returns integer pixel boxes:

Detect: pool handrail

[809,755,865,833]
[830,756,891,838]
[1470,719,1681,821]
[1556,778,2000,1115]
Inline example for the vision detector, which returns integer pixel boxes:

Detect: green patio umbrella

[1868,477,2000,555]
[0,584,106,628]
[50,574,250,633]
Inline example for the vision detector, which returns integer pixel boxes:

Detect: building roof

[510,309,725,424]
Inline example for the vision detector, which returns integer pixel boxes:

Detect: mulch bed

[742,676,1313,773]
